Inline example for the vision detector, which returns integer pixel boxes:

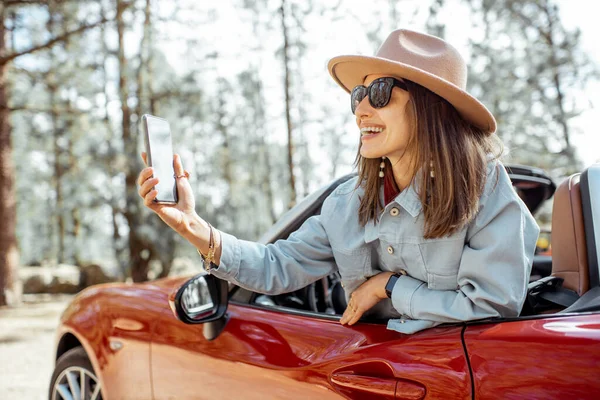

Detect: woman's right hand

[137,152,197,236]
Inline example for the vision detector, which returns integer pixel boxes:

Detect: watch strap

[385,273,401,298]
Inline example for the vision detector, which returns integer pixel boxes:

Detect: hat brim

[328,55,497,134]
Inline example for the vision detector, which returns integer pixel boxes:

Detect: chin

[359,147,385,159]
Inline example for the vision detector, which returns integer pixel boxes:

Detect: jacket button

[390,207,399,216]
[387,246,394,254]
[399,269,407,276]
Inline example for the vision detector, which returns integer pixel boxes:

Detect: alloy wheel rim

[52,366,102,400]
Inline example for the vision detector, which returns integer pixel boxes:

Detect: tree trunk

[71,208,81,265]
[47,3,66,263]
[135,0,151,121]
[280,1,296,209]
[542,1,576,167]
[0,3,106,303]
[0,3,20,306]
[98,0,125,276]
[112,207,127,279]
[64,109,78,264]
[52,105,66,263]
[261,140,277,224]
[116,0,152,282]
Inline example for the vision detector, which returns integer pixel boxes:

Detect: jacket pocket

[332,248,370,294]
[418,238,464,290]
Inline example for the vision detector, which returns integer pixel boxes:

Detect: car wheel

[49,346,103,400]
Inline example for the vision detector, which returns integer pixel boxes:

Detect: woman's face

[354,74,412,161]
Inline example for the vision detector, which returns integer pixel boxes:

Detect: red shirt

[384,169,400,205]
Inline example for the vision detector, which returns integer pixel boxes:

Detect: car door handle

[331,372,426,400]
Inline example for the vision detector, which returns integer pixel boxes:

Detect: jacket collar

[393,180,423,218]
[364,176,423,243]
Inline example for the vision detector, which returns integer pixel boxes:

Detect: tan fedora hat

[328,29,497,134]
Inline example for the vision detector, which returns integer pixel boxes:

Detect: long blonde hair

[355,80,503,238]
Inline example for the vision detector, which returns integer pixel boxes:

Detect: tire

[48,346,103,400]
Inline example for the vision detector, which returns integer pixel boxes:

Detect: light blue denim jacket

[210,161,540,334]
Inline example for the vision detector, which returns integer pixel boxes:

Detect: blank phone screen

[144,115,177,203]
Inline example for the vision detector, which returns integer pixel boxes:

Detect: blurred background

[0,0,598,304]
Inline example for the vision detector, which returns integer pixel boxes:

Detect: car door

[150,299,472,399]
[463,313,600,399]
[148,165,553,399]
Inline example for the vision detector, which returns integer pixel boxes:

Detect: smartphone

[141,114,178,204]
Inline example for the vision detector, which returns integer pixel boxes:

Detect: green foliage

[466,0,596,176]
[5,0,597,277]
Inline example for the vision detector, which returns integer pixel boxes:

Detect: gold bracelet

[197,222,215,272]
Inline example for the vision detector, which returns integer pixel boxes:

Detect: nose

[354,96,373,121]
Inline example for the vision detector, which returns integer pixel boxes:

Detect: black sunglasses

[351,77,408,114]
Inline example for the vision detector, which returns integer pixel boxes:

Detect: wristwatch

[385,273,402,298]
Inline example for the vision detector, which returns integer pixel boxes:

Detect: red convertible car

[49,164,600,400]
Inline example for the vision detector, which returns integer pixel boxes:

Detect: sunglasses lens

[350,79,400,114]
[351,86,367,114]
[369,80,392,108]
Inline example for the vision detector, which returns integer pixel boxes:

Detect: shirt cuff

[207,230,241,281]
[390,275,426,318]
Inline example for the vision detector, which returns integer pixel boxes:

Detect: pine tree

[0,0,105,306]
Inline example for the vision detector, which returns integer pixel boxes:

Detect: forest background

[0,0,598,306]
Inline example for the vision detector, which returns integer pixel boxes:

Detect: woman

[137,29,539,334]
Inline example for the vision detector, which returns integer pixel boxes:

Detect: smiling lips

[360,126,384,139]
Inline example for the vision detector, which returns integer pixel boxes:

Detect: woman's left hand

[340,272,394,326]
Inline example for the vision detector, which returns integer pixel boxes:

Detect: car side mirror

[171,273,228,325]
